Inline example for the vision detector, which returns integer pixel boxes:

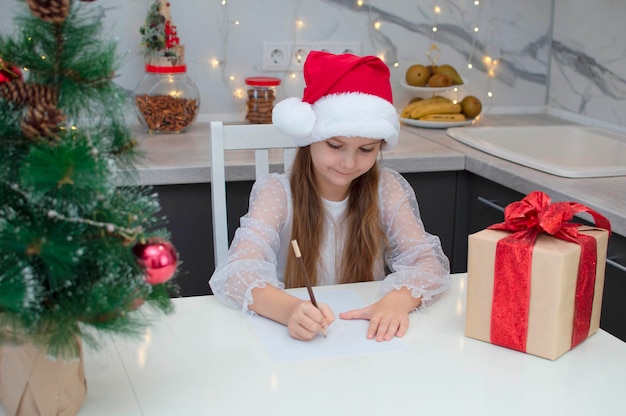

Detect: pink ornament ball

[133,238,178,285]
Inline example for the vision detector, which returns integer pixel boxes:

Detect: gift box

[464,191,611,360]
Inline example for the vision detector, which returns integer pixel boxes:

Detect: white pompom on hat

[272,51,399,149]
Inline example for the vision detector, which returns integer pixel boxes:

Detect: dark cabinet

[154,171,460,297]
[154,181,253,297]
[602,235,626,341]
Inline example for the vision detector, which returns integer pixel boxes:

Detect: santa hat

[272,51,399,149]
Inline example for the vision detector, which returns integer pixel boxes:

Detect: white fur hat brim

[272,93,399,150]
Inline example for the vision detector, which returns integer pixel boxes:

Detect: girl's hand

[339,288,421,342]
[286,301,335,341]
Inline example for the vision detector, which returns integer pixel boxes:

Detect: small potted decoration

[135,0,199,134]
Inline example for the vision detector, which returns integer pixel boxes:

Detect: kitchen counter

[128,114,626,236]
[129,121,465,186]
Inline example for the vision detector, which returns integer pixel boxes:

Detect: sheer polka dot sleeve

[379,168,451,306]
[209,174,291,312]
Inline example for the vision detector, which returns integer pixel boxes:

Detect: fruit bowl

[400,79,466,95]
[399,116,476,129]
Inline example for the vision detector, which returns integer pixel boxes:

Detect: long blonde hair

[284,146,386,288]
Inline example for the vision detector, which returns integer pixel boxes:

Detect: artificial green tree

[0,0,178,359]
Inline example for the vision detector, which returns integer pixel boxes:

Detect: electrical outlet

[262,43,290,71]
[312,44,335,53]
[264,41,362,71]
[335,42,361,55]
[291,44,311,68]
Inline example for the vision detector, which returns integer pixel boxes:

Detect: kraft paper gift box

[464,191,611,361]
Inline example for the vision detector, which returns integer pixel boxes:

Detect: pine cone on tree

[21,103,66,141]
[0,78,57,108]
[26,0,71,23]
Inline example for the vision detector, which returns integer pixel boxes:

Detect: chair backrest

[210,121,297,266]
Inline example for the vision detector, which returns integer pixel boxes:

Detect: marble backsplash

[1,0,624,130]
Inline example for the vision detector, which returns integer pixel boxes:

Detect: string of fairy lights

[210,0,497,109]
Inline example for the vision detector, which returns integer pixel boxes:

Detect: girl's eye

[326,141,341,150]
[360,147,375,154]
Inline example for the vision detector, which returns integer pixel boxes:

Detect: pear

[435,64,463,85]
[405,64,430,87]
[427,73,452,88]
[460,95,482,118]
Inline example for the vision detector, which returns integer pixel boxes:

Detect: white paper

[247,289,409,361]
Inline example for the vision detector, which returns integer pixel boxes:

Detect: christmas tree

[0,0,178,359]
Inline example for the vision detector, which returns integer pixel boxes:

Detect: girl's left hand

[338,287,421,342]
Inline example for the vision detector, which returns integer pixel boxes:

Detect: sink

[446,125,626,178]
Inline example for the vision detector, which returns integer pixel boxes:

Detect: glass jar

[245,76,281,124]
[134,64,200,134]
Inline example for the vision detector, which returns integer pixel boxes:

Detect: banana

[419,113,467,122]
[400,96,452,118]
[409,99,461,120]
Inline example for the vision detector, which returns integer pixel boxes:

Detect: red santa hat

[272,51,399,149]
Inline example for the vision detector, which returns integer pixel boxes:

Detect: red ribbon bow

[487,191,611,352]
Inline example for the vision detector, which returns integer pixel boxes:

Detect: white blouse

[209,167,451,312]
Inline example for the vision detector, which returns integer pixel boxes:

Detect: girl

[209,51,451,342]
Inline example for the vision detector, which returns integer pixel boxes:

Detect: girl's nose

[339,151,356,169]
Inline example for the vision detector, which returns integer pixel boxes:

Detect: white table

[77,273,625,416]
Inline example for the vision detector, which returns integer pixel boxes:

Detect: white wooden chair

[210,121,298,267]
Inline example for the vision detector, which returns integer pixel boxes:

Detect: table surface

[68,273,626,416]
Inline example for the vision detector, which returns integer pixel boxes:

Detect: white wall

[549,0,626,128]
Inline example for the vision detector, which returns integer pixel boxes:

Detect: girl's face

[310,136,382,201]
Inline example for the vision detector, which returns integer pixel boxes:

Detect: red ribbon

[487,191,611,352]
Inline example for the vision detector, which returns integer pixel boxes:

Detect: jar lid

[145,64,187,74]
[245,76,281,87]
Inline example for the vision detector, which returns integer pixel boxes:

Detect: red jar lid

[145,64,187,73]
[245,76,281,87]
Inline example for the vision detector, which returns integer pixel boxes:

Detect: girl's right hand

[287,301,335,341]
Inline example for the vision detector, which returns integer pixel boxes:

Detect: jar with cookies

[245,77,281,124]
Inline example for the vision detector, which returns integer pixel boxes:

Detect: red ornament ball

[132,238,178,285]
[0,64,21,84]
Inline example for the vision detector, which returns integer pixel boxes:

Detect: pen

[291,239,327,338]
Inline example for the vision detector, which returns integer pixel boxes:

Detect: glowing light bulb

[296,19,304,29]
[234,20,240,25]
[374,21,382,30]
[487,91,493,98]
[356,0,364,6]
[210,58,220,69]
[221,0,226,5]
[467,63,473,69]
[434,6,441,14]
[233,88,245,99]
[393,62,399,68]
[432,26,438,32]
[41,55,46,60]
[474,0,480,5]
[474,27,479,33]
[290,72,297,79]
[229,75,235,81]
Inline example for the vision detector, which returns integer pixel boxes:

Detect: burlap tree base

[0,340,87,416]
